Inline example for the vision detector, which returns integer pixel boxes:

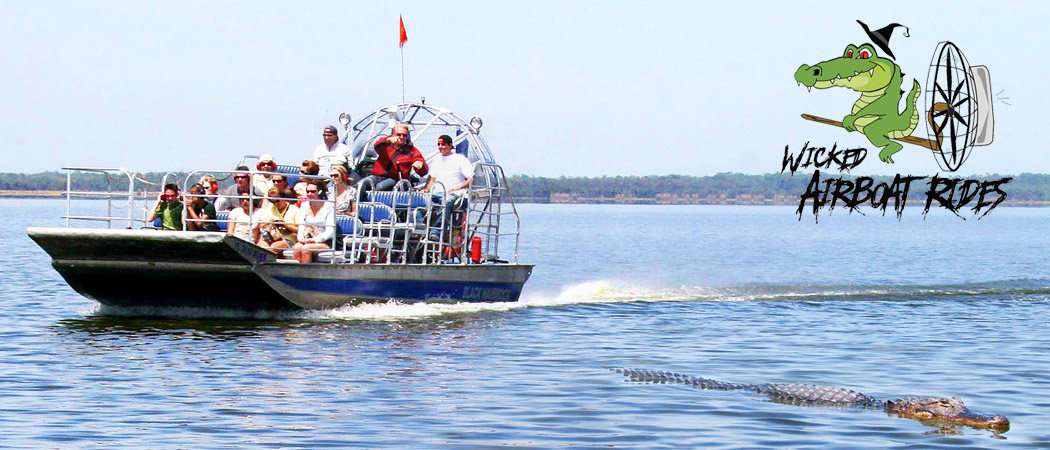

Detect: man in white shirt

[423,134,473,195]
[424,134,474,237]
[312,125,354,178]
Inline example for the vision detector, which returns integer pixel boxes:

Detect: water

[4,198,1050,448]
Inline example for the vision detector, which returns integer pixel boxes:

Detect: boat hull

[254,262,534,309]
[27,227,533,312]
[27,227,295,311]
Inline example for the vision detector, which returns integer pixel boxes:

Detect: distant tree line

[5,171,1050,203]
[0,171,190,192]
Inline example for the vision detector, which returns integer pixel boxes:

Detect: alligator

[613,368,1009,433]
[794,22,921,164]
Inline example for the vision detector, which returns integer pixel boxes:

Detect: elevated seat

[275,164,300,186]
[366,190,429,210]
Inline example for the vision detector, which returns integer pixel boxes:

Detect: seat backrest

[216,211,229,232]
[334,214,360,236]
[275,164,300,186]
[368,191,428,209]
[357,202,393,223]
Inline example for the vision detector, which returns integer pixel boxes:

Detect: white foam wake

[306,281,724,321]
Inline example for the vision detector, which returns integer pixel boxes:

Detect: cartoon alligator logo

[793,21,998,171]
[794,22,919,164]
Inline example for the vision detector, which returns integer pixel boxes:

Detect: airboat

[802,41,996,172]
[27,102,533,313]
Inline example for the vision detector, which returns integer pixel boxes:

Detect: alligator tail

[889,79,921,139]
[611,367,754,391]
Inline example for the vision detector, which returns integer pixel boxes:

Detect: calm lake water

[4,198,1050,448]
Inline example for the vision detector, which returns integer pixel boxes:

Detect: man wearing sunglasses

[215,165,262,211]
[358,123,428,198]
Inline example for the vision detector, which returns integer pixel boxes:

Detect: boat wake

[91,279,1050,321]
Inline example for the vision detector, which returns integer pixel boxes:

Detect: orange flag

[399,15,408,48]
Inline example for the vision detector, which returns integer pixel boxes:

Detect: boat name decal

[462,286,512,301]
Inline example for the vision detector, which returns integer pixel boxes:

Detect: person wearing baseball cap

[312,125,355,179]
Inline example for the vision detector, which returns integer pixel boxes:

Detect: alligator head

[885,396,1010,432]
[794,44,895,92]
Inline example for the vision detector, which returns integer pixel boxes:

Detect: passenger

[294,160,320,198]
[225,189,256,241]
[185,183,220,232]
[292,183,336,263]
[312,126,354,177]
[253,154,278,198]
[423,134,474,234]
[146,183,184,231]
[271,174,291,199]
[253,187,300,253]
[357,122,428,200]
[423,134,474,195]
[329,165,355,214]
[215,166,261,211]
[199,175,220,200]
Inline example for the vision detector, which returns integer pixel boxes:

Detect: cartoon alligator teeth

[794,31,920,164]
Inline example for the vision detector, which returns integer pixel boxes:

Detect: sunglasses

[273,179,287,183]
[306,189,319,194]
[234,175,249,180]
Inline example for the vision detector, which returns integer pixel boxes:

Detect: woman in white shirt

[225,192,255,241]
[292,182,336,263]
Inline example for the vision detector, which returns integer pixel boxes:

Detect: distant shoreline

[0,190,63,198]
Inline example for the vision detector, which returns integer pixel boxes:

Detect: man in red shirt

[358,122,429,199]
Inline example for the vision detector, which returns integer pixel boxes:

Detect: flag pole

[399,15,408,103]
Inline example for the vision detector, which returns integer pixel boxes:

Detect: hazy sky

[1,1,1042,177]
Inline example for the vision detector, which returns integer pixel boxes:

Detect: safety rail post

[464,163,521,264]
[61,167,142,229]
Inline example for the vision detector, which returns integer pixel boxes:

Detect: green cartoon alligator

[795,44,920,163]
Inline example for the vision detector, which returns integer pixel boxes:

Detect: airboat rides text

[781,142,1011,220]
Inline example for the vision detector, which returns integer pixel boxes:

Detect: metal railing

[62,167,152,229]
[182,169,339,260]
[56,161,523,266]
[465,163,522,264]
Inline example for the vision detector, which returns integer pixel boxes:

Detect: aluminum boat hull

[27,227,532,312]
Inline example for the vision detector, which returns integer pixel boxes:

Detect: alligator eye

[846,50,854,58]
[859,50,870,59]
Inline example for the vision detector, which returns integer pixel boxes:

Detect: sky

[0,1,1044,177]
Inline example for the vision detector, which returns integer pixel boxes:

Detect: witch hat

[857,20,909,59]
